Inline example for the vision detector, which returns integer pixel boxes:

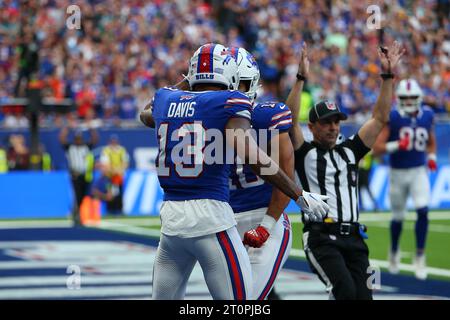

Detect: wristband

[385,141,399,153]
[296,73,307,81]
[380,73,394,79]
[428,153,437,161]
[260,215,277,231]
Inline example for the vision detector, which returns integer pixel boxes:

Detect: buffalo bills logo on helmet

[223,55,232,65]
[246,53,259,69]
[325,101,337,110]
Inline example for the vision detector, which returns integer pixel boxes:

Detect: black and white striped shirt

[62,143,93,175]
[295,134,370,223]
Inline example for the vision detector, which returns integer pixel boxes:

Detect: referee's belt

[304,222,361,236]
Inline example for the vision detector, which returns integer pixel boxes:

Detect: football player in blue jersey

[141,43,330,300]
[226,46,297,300]
[373,78,437,280]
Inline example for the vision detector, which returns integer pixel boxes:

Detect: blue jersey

[152,87,252,202]
[388,106,434,169]
[229,102,293,213]
[90,175,111,196]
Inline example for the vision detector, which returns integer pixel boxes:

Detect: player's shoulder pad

[154,86,178,98]
[389,108,401,120]
[253,101,292,130]
[256,101,291,115]
[162,86,180,91]
[255,101,287,109]
[391,107,400,115]
[227,90,251,100]
[422,105,435,116]
[224,90,253,108]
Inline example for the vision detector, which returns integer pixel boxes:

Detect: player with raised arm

[147,43,329,300]
[373,78,437,280]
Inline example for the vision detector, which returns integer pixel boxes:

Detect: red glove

[243,226,270,248]
[398,135,410,151]
[428,154,437,171]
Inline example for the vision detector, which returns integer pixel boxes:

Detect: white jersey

[160,199,237,238]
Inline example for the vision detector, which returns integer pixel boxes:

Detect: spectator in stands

[0,0,448,126]
[6,134,30,170]
[14,29,39,97]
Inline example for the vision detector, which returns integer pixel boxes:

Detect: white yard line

[288,211,450,223]
[97,221,161,238]
[366,222,450,233]
[102,217,161,226]
[0,220,73,229]
[289,249,450,278]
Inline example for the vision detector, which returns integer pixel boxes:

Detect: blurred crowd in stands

[0,0,449,128]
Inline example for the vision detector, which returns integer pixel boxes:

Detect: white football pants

[235,208,292,300]
[152,227,253,300]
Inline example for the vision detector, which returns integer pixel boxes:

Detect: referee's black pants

[303,224,373,300]
[70,173,89,225]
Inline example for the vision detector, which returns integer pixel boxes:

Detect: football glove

[398,135,410,151]
[296,191,329,222]
[243,215,276,248]
[427,153,437,171]
[243,226,270,248]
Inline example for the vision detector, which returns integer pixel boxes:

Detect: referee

[286,42,405,299]
[59,125,98,225]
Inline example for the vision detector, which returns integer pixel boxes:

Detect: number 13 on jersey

[156,122,206,178]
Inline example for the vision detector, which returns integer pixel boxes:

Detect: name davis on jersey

[167,102,196,118]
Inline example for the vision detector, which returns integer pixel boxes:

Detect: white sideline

[288,211,450,223]
[289,249,450,278]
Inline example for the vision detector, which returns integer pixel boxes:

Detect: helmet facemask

[395,79,423,116]
[397,95,422,114]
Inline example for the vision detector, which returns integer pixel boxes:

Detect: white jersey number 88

[399,126,428,152]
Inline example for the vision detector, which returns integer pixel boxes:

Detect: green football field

[93,210,450,280]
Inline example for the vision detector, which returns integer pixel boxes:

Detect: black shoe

[267,289,281,300]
